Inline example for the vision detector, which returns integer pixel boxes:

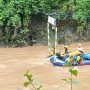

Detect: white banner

[48,16,56,26]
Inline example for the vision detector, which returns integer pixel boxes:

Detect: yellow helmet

[75,51,81,55]
[69,53,73,58]
[51,47,55,51]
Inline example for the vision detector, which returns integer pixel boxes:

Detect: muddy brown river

[0,42,90,90]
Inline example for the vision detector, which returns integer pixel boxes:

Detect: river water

[0,42,90,90]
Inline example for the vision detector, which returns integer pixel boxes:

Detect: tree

[0,0,89,46]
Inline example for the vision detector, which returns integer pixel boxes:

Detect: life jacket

[73,55,82,64]
[73,55,77,61]
[50,47,55,56]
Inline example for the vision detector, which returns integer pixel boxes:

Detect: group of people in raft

[50,43,84,64]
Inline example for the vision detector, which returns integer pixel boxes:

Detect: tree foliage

[24,71,42,90]
[0,0,89,46]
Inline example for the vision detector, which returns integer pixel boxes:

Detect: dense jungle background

[0,0,90,47]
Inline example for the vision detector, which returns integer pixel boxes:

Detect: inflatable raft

[50,53,90,66]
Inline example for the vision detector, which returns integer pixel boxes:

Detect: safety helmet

[69,53,73,58]
[64,45,68,48]
[78,43,81,46]
[51,47,55,51]
[75,51,81,55]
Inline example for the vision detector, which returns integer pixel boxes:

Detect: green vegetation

[0,0,90,46]
[62,66,79,90]
[24,71,42,90]
[24,66,79,90]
